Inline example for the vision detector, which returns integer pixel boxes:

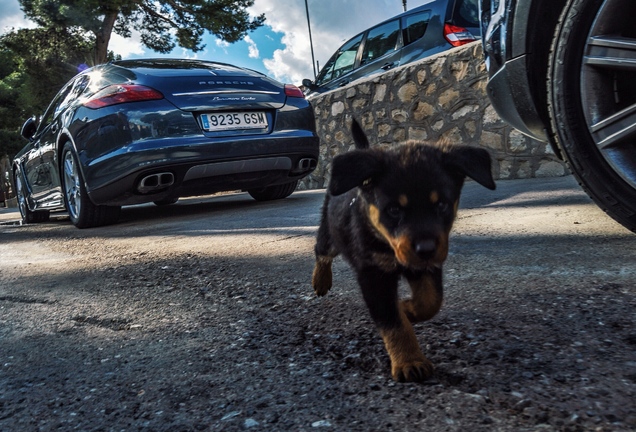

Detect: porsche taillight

[83,84,164,109]
[284,84,305,98]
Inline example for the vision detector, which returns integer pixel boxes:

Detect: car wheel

[61,142,121,228]
[153,197,179,206]
[548,0,636,232]
[247,180,299,201]
[13,168,50,224]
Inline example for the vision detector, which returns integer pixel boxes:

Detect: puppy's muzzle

[395,234,448,269]
[414,239,437,260]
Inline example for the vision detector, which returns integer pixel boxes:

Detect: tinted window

[452,0,479,28]
[38,82,74,132]
[361,19,400,65]
[403,11,431,46]
[72,75,91,97]
[57,75,90,113]
[315,34,363,85]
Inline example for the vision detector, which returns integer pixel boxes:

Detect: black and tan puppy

[312,119,495,382]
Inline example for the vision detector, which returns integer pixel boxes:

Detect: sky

[0,0,434,85]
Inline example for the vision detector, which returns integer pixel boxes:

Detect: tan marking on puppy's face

[429,190,439,204]
[369,204,416,267]
[398,194,409,207]
[368,204,390,241]
[394,234,413,267]
[369,204,408,266]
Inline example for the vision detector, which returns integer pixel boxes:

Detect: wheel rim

[63,150,81,220]
[581,0,636,189]
[15,173,28,220]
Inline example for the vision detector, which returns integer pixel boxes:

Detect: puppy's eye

[386,205,402,219]
[436,201,450,214]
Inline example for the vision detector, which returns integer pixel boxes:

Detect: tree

[0,26,100,159]
[19,0,266,65]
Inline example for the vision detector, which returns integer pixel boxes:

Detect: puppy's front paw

[391,356,434,382]
[312,256,333,296]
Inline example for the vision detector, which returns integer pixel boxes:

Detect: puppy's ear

[351,118,370,150]
[445,146,496,190]
[329,150,384,196]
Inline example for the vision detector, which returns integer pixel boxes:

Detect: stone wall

[299,41,567,190]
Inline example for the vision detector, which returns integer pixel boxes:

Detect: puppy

[312,119,495,382]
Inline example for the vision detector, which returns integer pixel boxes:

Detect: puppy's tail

[351,118,370,150]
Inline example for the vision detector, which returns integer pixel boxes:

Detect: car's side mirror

[302,78,317,90]
[20,117,38,140]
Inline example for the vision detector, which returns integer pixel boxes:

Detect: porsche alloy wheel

[61,142,120,228]
[13,168,49,224]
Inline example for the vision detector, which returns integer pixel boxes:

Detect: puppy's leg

[401,267,444,323]
[312,198,336,296]
[358,268,433,382]
[312,254,334,296]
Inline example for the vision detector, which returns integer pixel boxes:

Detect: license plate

[200,112,268,132]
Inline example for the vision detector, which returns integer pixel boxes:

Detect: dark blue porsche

[13,59,319,228]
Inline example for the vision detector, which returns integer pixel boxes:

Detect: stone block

[391,109,409,123]
[373,84,387,103]
[398,81,419,103]
[535,160,567,177]
[408,127,428,141]
[509,130,529,154]
[480,131,505,151]
[414,102,435,121]
[331,101,345,116]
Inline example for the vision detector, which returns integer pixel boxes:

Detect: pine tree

[18,0,265,65]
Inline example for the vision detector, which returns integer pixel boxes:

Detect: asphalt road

[1,175,632,242]
[1,175,635,431]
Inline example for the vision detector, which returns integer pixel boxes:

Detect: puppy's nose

[414,239,437,259]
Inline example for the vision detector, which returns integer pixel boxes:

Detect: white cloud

[244,35,260,59]
[248,0,432,84]
[109,31,145,59]
[216,39,230,48]
[0,0,37,35]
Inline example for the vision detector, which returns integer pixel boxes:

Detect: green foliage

[0,26,97,159]
[19,0,266,64]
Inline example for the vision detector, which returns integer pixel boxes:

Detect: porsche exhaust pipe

[137,172,174,193]
[297,158,317,171]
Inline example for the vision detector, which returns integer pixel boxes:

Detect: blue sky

[0,0,434,85]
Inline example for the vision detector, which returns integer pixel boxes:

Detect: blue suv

[303,0,479,95]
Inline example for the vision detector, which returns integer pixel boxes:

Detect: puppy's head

[329,120,495,270]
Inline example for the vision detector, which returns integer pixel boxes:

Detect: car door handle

[381,62,398,70]
[338,80,350,87]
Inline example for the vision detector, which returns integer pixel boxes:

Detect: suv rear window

[403,11,432,46]
[451,0,479,28]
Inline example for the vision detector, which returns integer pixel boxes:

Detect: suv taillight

[443,24,477,47]
[83,84,164,109]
